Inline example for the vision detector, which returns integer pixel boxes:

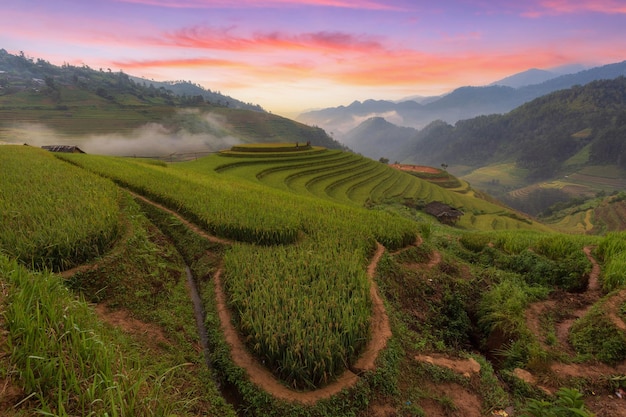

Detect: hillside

[489,68,562,88]
[128,75,264,112]
[340,116,415,162]
[399,77,626,213]
[0,49,344,156]
[5,144,626,416]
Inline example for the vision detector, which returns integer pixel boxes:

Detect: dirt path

[525,246,602,352]
[583,246,600,292]
[520,245,626,413]
[60,211,135,279]
[130,192,394,404]
[394,235,442,270]
[129,192,234,246]
[355,243,391,372]
[553,246,602,349]
[604,290,626,332]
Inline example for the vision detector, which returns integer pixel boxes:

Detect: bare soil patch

[419,382,482,417]
[415,354,481,378]
[390,164,441,174]
[367,403,398,417]
[94,304,171,349]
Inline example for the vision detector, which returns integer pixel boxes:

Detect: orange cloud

[324,48,579,87]
[112,56,318,84]
[112,57,243,69]
[111,46,570,90]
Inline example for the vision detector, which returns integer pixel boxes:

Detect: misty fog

[2,109,242,158]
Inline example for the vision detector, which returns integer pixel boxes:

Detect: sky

[2,0,626,118]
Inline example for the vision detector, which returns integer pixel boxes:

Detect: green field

[1,143,623,416]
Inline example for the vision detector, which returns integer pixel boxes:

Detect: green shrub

[522,387,594,417]
[569,306,626,364]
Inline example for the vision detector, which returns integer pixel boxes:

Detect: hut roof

[423,201,464,223]
[41,145,85,153]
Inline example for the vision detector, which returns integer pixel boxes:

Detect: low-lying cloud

[3,110,242,158]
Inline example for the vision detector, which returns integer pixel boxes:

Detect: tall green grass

[1,255,184,415]
[0,147,120,271]
[597,232,626,291]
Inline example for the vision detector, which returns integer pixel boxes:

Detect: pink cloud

[110,43,583,90]
[158,26,384,53]
[113,0,404,10]
[524,0,626,16]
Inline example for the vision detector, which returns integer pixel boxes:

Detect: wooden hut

[41,145,85,154]
[423,201,464,225]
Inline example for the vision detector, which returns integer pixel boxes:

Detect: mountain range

[297,60,626,147]
[334,72,626,215]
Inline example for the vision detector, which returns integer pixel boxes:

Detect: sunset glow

[2,0,625,117]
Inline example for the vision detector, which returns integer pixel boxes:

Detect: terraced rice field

[550,210,595,233]
[192,147,540,232]
[593,200,626,232]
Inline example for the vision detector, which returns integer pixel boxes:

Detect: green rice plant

[478,276,548,368]
[193,149,546,232]
[472,354,509,411]
[533,234,585,261]
[60,154,301,245]
[223,242,371,388]
[1,255,185,416]
[479,277,541,337]
[459,232,493,252]
[58,152,419,389]
[0,146,120,271]
[491,230,543,254]
[597,232,626,291]
[603,252,626,291]
[597,232,626,261]
[369,170,403,202]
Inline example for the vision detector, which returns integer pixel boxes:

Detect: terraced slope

[183,145,547,231]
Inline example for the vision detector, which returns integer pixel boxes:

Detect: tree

[379,157,389,164]
[45,76,56,90]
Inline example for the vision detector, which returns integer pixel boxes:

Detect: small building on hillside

[41,145,85,154]
[423,201,464,225]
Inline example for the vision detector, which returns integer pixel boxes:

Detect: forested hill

[0,49,345,153]
[0,49,260,111]
[405,77,626,180]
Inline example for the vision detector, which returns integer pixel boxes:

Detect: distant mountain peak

[490,68,559,88]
